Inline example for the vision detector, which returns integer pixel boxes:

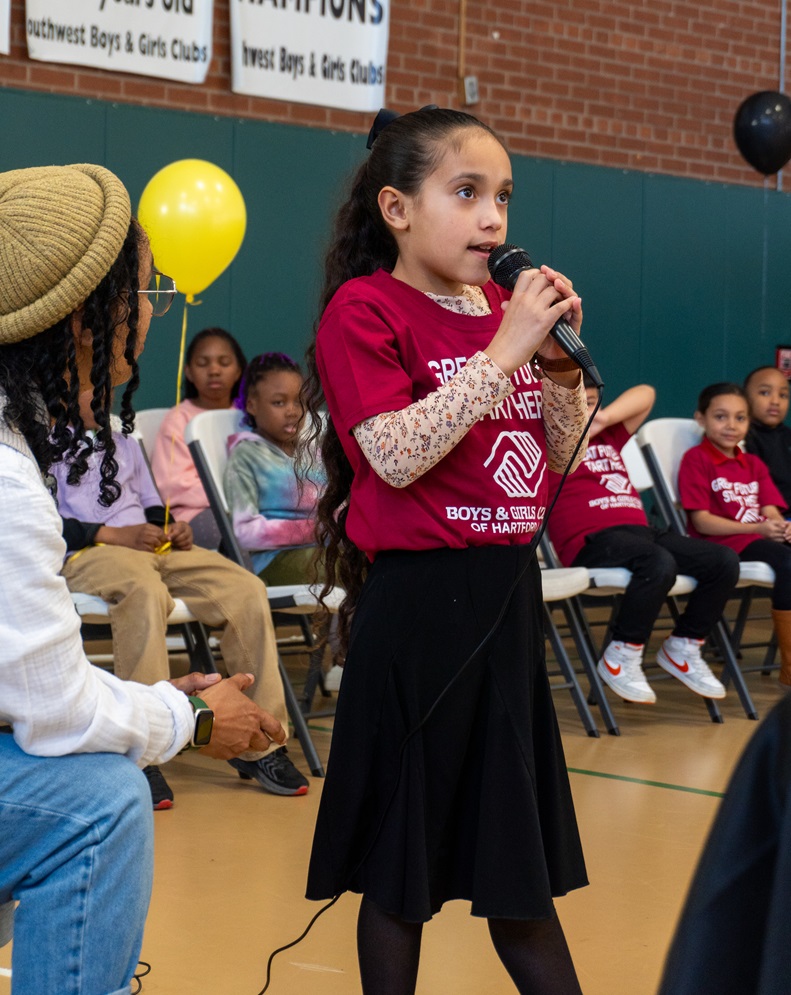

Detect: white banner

[0,0,9,55]
[25,0,213,84]
[230,0,389,113]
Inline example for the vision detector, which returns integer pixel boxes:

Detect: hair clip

[366,108,400,149]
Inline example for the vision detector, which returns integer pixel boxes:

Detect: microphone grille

[487,243,532,290]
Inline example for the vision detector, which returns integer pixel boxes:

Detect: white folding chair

[540,564,604,737]
[184,408,344,777]
[621,434,654,492]
[132,407,169,459]
[73,592,217,674]
[638,417,774,719]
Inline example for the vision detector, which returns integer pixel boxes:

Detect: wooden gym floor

[1,608,785,995]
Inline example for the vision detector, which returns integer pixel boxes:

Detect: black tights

[357,896,581,995]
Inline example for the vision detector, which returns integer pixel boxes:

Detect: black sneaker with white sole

[228,747,309,796]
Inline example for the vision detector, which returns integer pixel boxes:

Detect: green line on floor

[567,767,725,798]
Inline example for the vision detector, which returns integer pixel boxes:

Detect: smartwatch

[187,695,214,748]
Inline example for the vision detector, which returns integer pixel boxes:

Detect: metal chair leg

[279,656,325,777]
[544,605,599,737]
[179,621,218,674]
[566,597,621,736]
[713,619,758,721]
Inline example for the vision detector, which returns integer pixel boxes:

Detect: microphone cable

[256,385,604,994]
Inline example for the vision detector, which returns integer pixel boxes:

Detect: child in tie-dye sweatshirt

[224,352,326,585]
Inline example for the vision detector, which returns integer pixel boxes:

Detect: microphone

[487,243,604,388]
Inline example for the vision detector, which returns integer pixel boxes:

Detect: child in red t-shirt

[301,106,589,994]
[679,381,791,685]
[548,381,738,704]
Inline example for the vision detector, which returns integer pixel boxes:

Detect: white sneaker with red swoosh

[596,640,656,703]
[656,636,726,698]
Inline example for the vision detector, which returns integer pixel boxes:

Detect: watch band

[533,352,579,373]
[186,695,214,749]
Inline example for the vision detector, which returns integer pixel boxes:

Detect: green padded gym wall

[2,87,789,416]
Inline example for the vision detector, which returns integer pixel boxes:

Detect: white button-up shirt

[0,441,192,766]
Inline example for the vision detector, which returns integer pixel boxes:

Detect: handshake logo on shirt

[484,431,546,499]
[600,472,632,496]
[736,506,763,525]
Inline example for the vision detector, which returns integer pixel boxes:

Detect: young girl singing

[302,106,590,994]
[679,382,791,685]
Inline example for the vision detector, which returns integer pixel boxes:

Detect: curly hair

[301,107,501,647]
[0,218,145,507]
[184,327,246,401]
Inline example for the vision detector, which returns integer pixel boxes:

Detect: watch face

[192,708,214,748]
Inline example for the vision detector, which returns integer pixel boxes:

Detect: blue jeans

[0,735,153,994]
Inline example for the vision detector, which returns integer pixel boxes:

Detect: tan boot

[771,609,791,687]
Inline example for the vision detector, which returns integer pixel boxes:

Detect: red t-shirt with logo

[316,269,550,560]
[546,422,648,566]
[678,436,787,554]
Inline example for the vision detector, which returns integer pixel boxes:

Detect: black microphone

[487,243,604,388]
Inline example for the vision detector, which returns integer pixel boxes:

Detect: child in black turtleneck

[745,365,791,514]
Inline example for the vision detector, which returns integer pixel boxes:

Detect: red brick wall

[2,0,787,186]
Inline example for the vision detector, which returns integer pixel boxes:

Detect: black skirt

[306,545,588,922]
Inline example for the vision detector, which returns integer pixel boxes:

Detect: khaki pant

[63,545,287,758]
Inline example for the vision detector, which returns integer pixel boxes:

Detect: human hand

[169,672,222,694]
[167,520,193,550]
[539,264,582,328]
[95,523,169,552]
[487,266,581,377]
[757,518,788,542]
[198,673,286,759]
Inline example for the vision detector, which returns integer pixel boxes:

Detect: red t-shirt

[678,436,787,554]
[546,422,648,566]
[316,269,549,560]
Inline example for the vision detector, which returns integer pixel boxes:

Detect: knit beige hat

[0,163,132,345]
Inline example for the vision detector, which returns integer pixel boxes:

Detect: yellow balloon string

[155,293,197,555]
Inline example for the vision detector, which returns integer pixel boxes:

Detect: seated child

[744,365,791,510]
[548,379,739,703]
[224,352,326,586]
[224,353,342,690]
[53,391,309,806]
[151,327,246,548]
[679,381,791,686]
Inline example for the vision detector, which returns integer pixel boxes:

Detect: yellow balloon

[138,159,246,299]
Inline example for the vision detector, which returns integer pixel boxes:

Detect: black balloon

[734,90,791,175]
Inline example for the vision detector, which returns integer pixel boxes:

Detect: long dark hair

[0,218,145,507]
[184,326,246,401]
[301,107,501,646]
